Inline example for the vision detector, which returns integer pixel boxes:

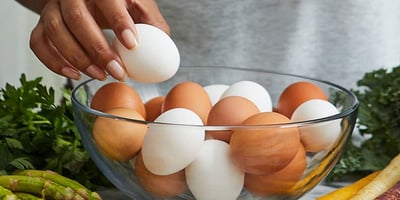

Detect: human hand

[30,0,170,81]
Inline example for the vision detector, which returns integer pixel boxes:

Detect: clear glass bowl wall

[71,66,359,200]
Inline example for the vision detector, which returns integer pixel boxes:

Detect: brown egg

[244,144,307,196]
[230,112,300,175]
[134,152,188,198]
[93,108,148,161]
[162,81,212,124]
[276,81,328,118]
[91,82,146,119]
[144,96,165,121]
[206,96,260,143]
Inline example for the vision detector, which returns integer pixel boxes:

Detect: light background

[0,1,66,97]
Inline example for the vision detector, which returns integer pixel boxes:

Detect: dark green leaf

[8,157,34,170]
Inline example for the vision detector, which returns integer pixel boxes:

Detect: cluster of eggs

[90,79,342,199]
[90,23,343,199]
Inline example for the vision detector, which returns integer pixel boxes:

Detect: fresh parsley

[329,66,400,181]
[0,74,111,189]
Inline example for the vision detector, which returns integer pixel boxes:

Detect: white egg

[203,84,229,106]
[291,99,341,152]
[141,108,205,175]
[113,24,180,83]
[185,140,244,200]
[221,80,272,112]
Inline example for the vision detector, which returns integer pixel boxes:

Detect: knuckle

[69,53,90,68]
[90,43,112,61]
[63,8,85,23]
[43,17,63,36]
[112,13,126,24]
[111,13,130,29]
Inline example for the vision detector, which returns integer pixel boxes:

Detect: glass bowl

[71,66,358,200]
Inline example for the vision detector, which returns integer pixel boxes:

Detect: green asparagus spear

[3,195,20,200]
[14,192,43,200]
[0,175,84,200]
[14,170,102,200]
[0,185,19,199]
[1,185,13,196]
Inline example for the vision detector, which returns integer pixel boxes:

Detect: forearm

[15,0,48,14]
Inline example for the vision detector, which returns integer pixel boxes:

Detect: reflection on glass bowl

[71,66,358,200]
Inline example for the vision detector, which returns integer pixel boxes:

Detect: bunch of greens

[329,65,400,180]
[0,74,111,190]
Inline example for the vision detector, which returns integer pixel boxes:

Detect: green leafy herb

[328,66,400,181]
[0,74,111,189]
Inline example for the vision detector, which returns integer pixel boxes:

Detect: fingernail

[106,60,127,81]
[122,29,138,49]
[61,67,81,80]
[86,65,106,80]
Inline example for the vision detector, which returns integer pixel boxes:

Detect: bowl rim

[71,66,359,129]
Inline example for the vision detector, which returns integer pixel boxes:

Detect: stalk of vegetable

[317,171,380,200]
[349,153,400,200]
[375,180,400,199]
[0,175,84,200]
[0,185,18,199]
[15,192,44,200]
[3,195,19,200]
[14,170,101,200]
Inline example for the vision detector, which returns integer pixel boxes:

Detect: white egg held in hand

[291,99,341,152]
[141,108,205,175]
[113,24,180,83]
[221,80,272,112]
[185,140,245,200]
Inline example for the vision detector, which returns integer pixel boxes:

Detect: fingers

[30,21,82,80]
[95,0,138,49]
[60,0,127,81]
[31,0,118,81]
[127,0,170,35]
[29,0,170,82]
[38,0,107,80]
[94,0,170,42]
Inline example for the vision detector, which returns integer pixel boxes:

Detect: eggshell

[185,140,244,200]
[203,84,229,105]
[141,108,205,175]
[230,112,301,175]
[206,96,260,142]
[291,99,341,152]
[221,80,272,112]
[277,81,328,118]
[134,152,188,198]
[93,108,148,161]
[144,96,165,121]
[162,81,212,124]
[91,82,146,118]
[113,24,180,83]
[244,144,307,196]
